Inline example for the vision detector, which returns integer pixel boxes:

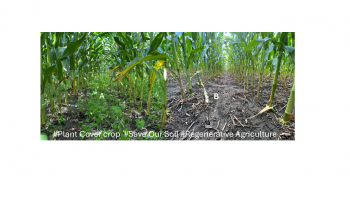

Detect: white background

[1,0,350,196]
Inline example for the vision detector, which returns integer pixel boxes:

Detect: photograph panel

[40,32,295,140]
[40,32,167,140]
[166,32,295,140]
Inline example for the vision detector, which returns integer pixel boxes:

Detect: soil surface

[166,72,295,140]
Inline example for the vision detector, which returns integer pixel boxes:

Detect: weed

[136,119,145,128]
[58,114,66,125]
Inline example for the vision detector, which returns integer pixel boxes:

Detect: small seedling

[58,114,66,125]
[136,119,145,128]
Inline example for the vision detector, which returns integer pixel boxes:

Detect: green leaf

[114,52,166,82]
[164,43,172,51]
[264,43,275,62]
[69,54,75,71]
[186,37,192,52]
[96,32,109,38]
[57,46,66,60]
[211,43,220,52]
[45,36,54,48]
[188,46,204,63]
[141,32,150,41]
[61,33,88,58]
[256,37,272,43]
[44,66,56,76]
[41,133,48,140]
[244,40,260,52]
[231,42,246,47]
[201,44,211,59]
[238,42,246,47]
[148,32,164,55]
[265,60,272,71]
[285,46,295,63]
[119,50,131,62]
[57,60,63,80]
[41,33,46,47]
[42,66,56,94]
[284,45,294,53]
[272,56,278,66]
[117,32,132,49]
[191,32,198,42]
[55,32,63,48]
[136,119,145,128]
[113,37,125,50]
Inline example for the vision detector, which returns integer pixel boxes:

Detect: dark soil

[166,72,295,140]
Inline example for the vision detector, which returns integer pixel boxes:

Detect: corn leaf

[114,52,166,82]
[188,46,204,63]
[149,60,165,89]
[201,44,211,59]
[244,40,261,52]
[141,32,150,41]
[148,32,164,55]
[41,66,56,93]
[107,65,121,76]
[61,33,88,58]
[113,37,125,50]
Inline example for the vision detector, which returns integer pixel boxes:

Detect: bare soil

[166,72,295,140]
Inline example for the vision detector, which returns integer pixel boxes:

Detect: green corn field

[40,32,294,140]
[40,32,168,140]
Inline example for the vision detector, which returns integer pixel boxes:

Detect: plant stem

[58,84,61,110]
[182,34,192,95]
[269,33,288,107]
[257,43,266,98]
[283,81,295,122]
[171,33,185,100]
[41,94,46,127]
[147,32,154,116]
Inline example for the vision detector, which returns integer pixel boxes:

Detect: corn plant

[166,32,223,102]
[41,32,172,133]
[226,32,295,117]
